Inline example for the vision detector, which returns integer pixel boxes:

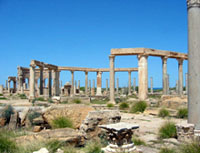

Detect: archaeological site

[0,0,200,153]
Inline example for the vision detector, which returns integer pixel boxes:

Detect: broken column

[96,71,102,96]
[162,57,168,95]
[29,62,36,100]
[187,0,200,129]
[128,71,132,95]
[138,55,148,100]
[85,71,88,96]
[109,55,115,104]
[178,59,184,95]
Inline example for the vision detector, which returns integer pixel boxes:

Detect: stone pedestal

[99,122,139,153]
[176,123,195,142]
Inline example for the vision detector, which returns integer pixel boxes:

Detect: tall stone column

[29,64,36,100]
[106,79,108,93]
[48,69,52,97]
[8,80,10,93]
[78,80,80,90]
[176,80,178,94]
[96,71,102,96]
[150,77,153,94]
[5,80,8,90]
[128,71,132,95]
[85,71,88,96]
[162,57,168,95]
[39,67,43,95]
[178,59,183,95]
[167,74,170,95]
[13,81,17,93]
[138,55,148,100]
[185,73,188,95]
[116,78,119,94]
[133,77,136,93]
[52,70,60,96]
[91,79,95,96]
[187,0,200,129]
[70,71,74,97]
[89,80,91,95]
[109,55,115,104]
[74,80,77,94]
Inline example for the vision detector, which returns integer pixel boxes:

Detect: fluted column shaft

[162,57,168,95]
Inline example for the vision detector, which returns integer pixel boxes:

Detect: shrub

[159,108,170,118]
[132,136,146,146]
[73,99,81,104]
[178,141,200,153]
[107,103,114,108]
[36,97,45,101]
[0,132,18,153]
[48,98,53,103]
[119,102,129,110]
[130,101,147,113]
[61,100,68,104]
[0,97,7,100]
[177,108,188,119]
[2,105,14,123]
[28,111,41,125]
[84,140,103,153]
[51,117,73,129]
[159,122,177,139]
[0,94,3,96]
[46,140,65,153]
[159,148,176,153]
[19,94,27,99]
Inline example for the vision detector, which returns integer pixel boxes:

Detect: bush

[178,141,200,153]
[119,102,129,110]
[48,98,53,103]
[177,108,188,119]
[18,94,27,99]
[0,132,18,153]
[51,117,73,129]
[107,103,114,108]
[0,97,7,100]
[132,136,145,146]
[130,101,147,113]
[159,122,177,139]
[159,148,176,153]
[36,97,45,101]
[84,140,103,153]
[46,140,65,153]
[28,111,41,125]
[159,108,170,118]
[73,99,81,104]
[2,105,14,123]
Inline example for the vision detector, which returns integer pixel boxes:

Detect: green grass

[159,148,176,153]
[132,136,146,146]
[158,108,170,118]
[18,94,27,99]
[0,94,3,96]
[91,99,108,104]
[130,101,147,113]
[61,100,68,104]
[107,103,114,108]
[48,98,54,103]
[178,141,200,153]
[177,108,188,119]
[51,117,73,129]
[73,99,81,104]
[148,94,161,99]
[119,102,129,110]
[159,122,177,139]
[84,140,103,153]
[2,105,14,123]
[28,111,41,125]
[36,97,45,101]
[0,97,7,100]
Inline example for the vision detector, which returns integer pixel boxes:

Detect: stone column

[8,80,10,93]
[39,67,43,95]
[128,71,132,95]
[185,73,188,95]
[85,71,88,96]
[138,55,148,100]
[116,78,119,94]
[167,74,170,95]
[78,80,80,90]
[5,80,8,90]
[91,79,95,96]
[96,71,102,96]
[178,59,183,95]
[133,77,136,93]
[162,57,168,95]
[48,69,52,97]
[89,80,91,95]
[109,55,115,104]
[13,81,17,93]
[0,85,3,94]
[176,80,178,94]
[70,71,74,97]
[29,64,36,100]
[150,77,153,94]
[187,0,200,129]
[106,79,108,93]
[74,80,77,94]
[52,70,60,96]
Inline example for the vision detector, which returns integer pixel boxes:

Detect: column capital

[70,70,74,74]
[137,54,148,60]
[161,56,168,61]
[177,58,184,65]
[84,71,88,74]
[187,0,200,9]
[128,71,131,74]
[109,55,115,59]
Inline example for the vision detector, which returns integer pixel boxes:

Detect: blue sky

[0,0,188,88]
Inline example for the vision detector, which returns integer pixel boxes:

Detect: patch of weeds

[91,99,107,104]
[159,121,177,139]
[149,94,161,99]
[61,100,68,104]
[2,105,14,123]
[178,141,200,153]
[159,108,170,118]
[128,94,137,98]
[51,116,73,129]
[119,102,129,110]
[18,94,27,99]
[84,140,103,153]
[73,99,81,104]
[46,140,65,153]
[130,101,147,113]
[159,148,176,153]
[36,97,45,101]
[0,97,7,100]
[31,99,36,106]
[107,103,114,108]
[132,136,146,146]
[0,94,3,96]
[48,98,53,103]
[177,108,188,119]
[28,111,41,125]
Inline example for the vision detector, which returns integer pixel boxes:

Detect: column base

[108,100,116,104]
